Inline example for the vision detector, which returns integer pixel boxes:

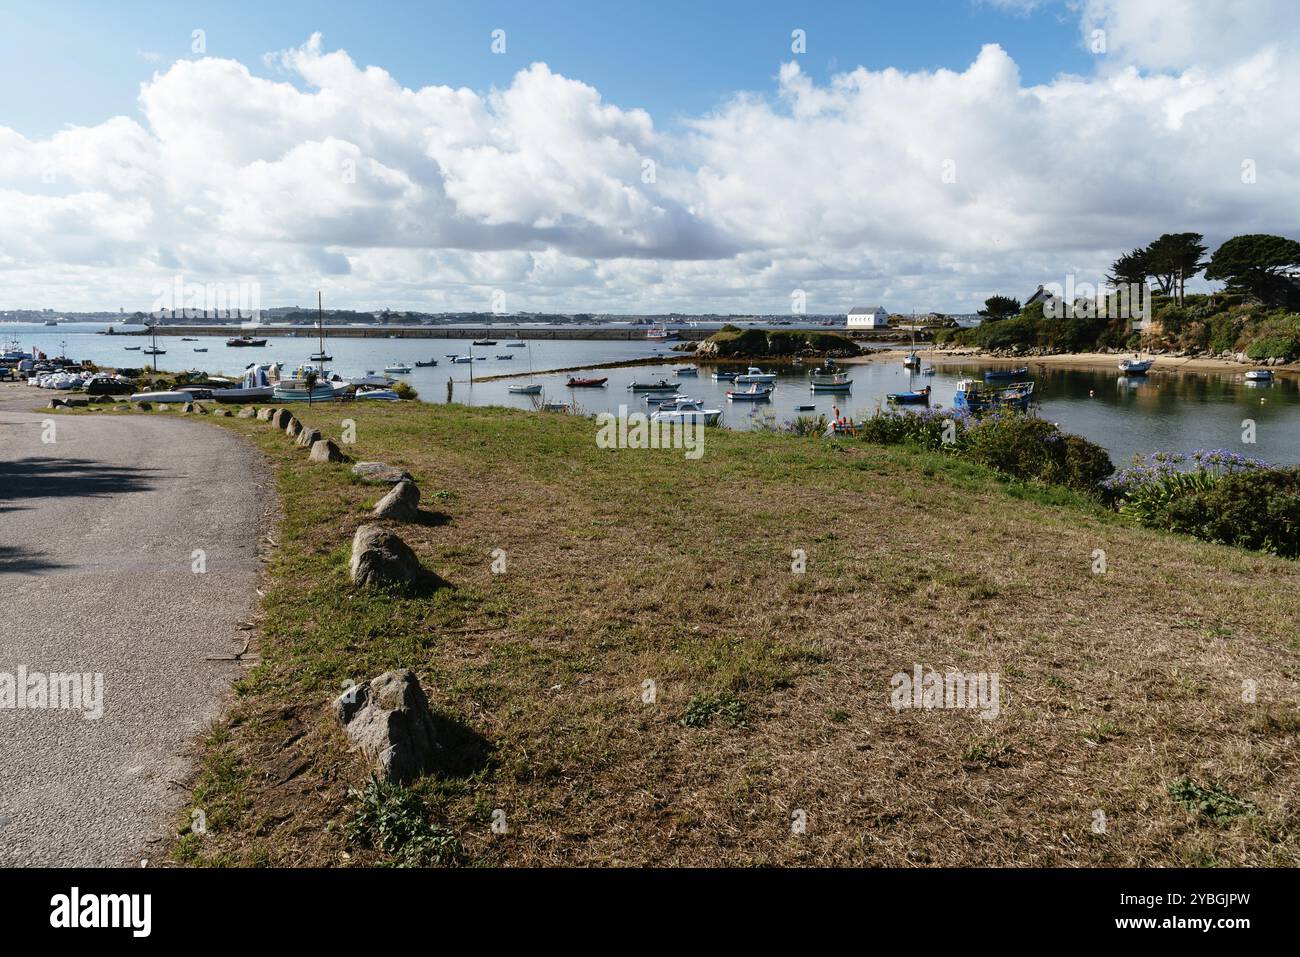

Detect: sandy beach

[842,347,1294,377]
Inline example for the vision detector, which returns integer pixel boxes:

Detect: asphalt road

[0,386,269,866]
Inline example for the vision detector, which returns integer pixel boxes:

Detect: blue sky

[2,0,1295,314]
[1,0,1091,138]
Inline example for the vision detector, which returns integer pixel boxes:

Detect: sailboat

[309,292,332,362]
[508,341,543,394]
[143,327,165,359]
[902,326,921,367]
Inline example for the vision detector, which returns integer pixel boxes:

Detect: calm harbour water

[10,321,1299,466]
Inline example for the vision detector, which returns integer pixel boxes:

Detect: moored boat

[711,370,739,381]
[954,378,1034,412]
[734,366,777,383]
[650,398,721,426]
[415,359,438,367]
[628,378,679,391]
[226,336,268,347]
[508,383,543,395]
[726,383,773,400]
[809,372,852,391]
[566,376,608,387]
[1244,369,1274,381]
[983,367,1029,380]
[887,385,932,405]
[384,363,413,374]
[472,339,497,346]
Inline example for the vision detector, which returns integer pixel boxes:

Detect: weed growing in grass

[1166,778,1256,824]
[681,692,748,728]
[344,777,464,866]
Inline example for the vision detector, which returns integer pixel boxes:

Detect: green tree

[1204,234,1300,304]
[1107,247,1151,287]
[1145,233,1207,303]
[977,295,1021,321]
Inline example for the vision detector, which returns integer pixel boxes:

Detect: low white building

[847,305,890,328]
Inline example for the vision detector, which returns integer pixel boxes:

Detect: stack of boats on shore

[127,362,403,404]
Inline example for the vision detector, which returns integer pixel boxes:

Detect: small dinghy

[193,347,208,352]
[508,383,543,395]
[124,345,142,351]
[495,354,514,360]
[415,359,438,367]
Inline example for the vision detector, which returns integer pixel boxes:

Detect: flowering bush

[855,408,1113,492]
[1105,450,1300,557]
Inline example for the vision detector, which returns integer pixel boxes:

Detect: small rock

[297,426,322,448]
[309,438,347,462]
[256,407,277,422]
[271,408,292,429]
[134,401,152,411]
[349,524,422,588]
[64,398,89,408]
[236,406,257,419]
[332,669,441,783]
[285,417,302,438]
[47,398,66,409]
[351,461,414,485]
[374,479,421,521]
[182,402,196,413]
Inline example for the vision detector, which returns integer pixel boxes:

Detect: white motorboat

[674,365,698,376]
[809,372,852,390]
[1244,369,1274,381]
[384,363,413,374]
[210,364,275,401]
[508,384,543,395]
[650,398,721,426]
[734,366,777,384]
[129,390,191,403]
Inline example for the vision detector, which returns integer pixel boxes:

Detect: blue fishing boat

[953,379,1035,413]
[886,385,931,405]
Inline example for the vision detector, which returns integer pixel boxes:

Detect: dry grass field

[146,400,1300,867]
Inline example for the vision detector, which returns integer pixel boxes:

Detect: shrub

[962,415,1114,491]
[392,380,419,400]
[855,409,1113,493]
[1246,336,1300,361]
[1106,451,1300,556]
[344,777,463,867]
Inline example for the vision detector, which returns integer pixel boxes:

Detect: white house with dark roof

[846,305,889,328]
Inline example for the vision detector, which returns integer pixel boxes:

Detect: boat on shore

[355,387,401,401]
[1119,357,1154,374]
[566,376,607,388]
[129,390,190,403]
[273,370,338,402]
[210,364,275,401]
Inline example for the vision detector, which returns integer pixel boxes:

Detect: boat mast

[317,290,325,373]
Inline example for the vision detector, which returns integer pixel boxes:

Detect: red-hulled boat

[566,376,608,388]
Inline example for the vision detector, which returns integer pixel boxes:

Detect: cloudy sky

[1,0,1298,314]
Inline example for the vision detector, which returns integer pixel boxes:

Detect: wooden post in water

[447,377,453,403]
